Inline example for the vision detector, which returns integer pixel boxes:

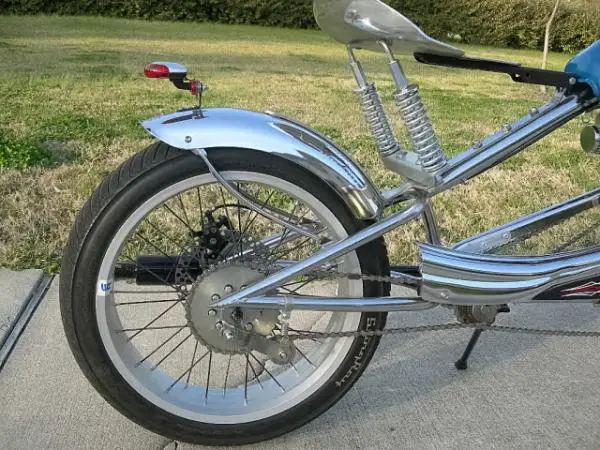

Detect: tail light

[143,61,207,103]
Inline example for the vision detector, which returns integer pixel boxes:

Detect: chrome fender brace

[141,107,384,220]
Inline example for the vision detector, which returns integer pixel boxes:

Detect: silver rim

[95,171,365,424]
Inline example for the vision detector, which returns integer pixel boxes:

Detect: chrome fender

[141,107,383,219]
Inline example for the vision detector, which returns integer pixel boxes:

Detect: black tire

[60,142,390,445]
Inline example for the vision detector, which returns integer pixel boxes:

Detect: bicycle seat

[314,0,463,57]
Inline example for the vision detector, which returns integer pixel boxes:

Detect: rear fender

[141,107,383,219]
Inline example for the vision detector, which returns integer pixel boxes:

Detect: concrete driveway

[1,272,599,449]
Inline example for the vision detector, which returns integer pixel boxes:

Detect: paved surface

[1,275,600,449]
[0,268,43,343]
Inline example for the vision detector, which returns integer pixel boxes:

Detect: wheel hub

[186,263,287,358]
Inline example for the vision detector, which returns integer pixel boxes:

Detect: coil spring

[395,84,447,172]
[356,82,401,156]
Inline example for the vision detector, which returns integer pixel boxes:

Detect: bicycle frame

[208,70,598,312]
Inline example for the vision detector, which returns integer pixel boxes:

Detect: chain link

[286,322,600,341]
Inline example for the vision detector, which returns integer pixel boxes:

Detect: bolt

[240,284,247,290]
[206,249,212,255]
[440,290,449,300]
[185,136,192,143]
[209,238,217,245]
[473,141,483,149]
[223,330,234,340]
[278,351,288,361]
[502,124,512,132]
[211,294,221,302]
[244,322,254,331]
[569,77,577,86]
[208,309,217,316]
[224,284,233,294]
[529,107,539,116]
[215,321,224,331]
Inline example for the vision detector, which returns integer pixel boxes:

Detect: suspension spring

[395,84,447,172]
[355,82,402,157]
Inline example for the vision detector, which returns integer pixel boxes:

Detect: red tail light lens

[144,63,170,79]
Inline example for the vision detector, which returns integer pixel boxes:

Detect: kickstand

[454,328,483,370]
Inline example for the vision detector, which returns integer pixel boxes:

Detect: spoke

[217,189,277,264]
[248,353,285,392]
[247,356,263,389]
[163,203,195,234]
[125,300,184,341]
[114,298,181,306]
[204,350,213,403]
[288,358,299,375]
[236,183,243,261]
[280,274,324,288]
[244,354,249,406]
[113,290,173,294]
[151,332,192,371]
[176,194,192,231]
[142,219,203,269]
[268,237,313,263]
[240,189,276,237]
[268,201,303,258]
[167,348,210,392]
[143,217,184,250]
[219,186,233,228]
[116,324,188,333]
[185,340,199,388]
[134,231,172,258]
[196,187,204,229]
[293,343,315,367]
[278,277,315,295]
[222,355,232,397]
[135,326,186,367]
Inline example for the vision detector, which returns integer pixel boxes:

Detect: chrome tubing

[454,186,600,254]
[211,200,425,308]
[419,243,600,305]
[436,93,586,192]
[230,295,434,312]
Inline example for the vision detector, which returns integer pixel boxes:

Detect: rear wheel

[60,143,389,445]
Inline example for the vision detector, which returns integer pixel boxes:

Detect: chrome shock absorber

[348,47,403,157]
[380,41,447,173]
[394,85,446,172]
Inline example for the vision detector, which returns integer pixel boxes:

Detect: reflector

[144,63,170,79]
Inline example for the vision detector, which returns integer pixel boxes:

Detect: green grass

[0,15,598,271]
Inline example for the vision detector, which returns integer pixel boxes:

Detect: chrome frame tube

[435,93,586,192]
[211,200,425,308]
[230,295,434,312]
[419,242,600,305]
[454,186,600,254]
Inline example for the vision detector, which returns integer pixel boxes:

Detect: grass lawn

[0,15,598,272]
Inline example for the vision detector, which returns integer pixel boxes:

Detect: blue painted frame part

[565,40,600,97]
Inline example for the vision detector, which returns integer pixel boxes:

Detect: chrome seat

[313,0,463,56]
